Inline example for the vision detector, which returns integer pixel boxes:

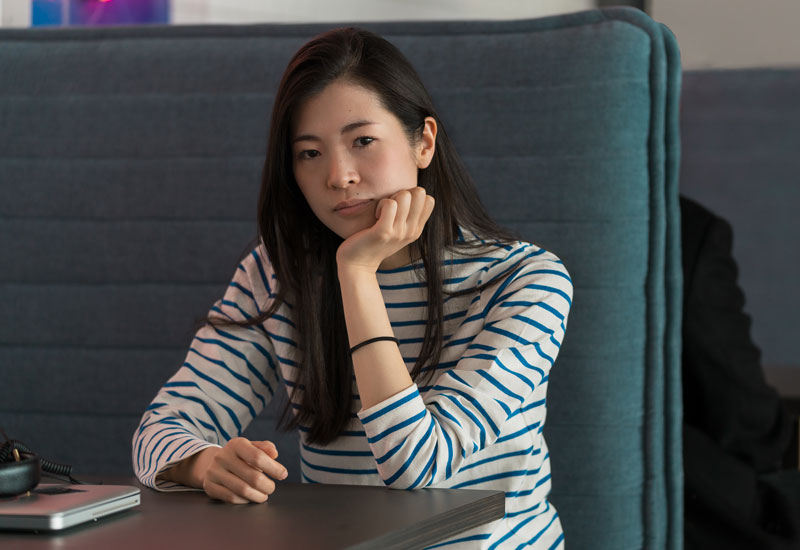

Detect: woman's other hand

[197,438,287,504]
[335,186,435,273]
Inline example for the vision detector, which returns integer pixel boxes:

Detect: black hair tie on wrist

[349,336,399,356]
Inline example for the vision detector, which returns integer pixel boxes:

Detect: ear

[416,116,438,169]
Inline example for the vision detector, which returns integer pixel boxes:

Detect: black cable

[1,430,89,485]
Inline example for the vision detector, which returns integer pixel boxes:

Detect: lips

[334,199,372,211]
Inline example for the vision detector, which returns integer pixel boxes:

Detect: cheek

[375,148,419,187]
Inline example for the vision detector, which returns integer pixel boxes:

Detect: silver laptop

[0,483,140,531]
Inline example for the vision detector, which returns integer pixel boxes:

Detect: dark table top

[0,475,505,549]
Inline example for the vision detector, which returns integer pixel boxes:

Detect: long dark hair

[199,27,519,445]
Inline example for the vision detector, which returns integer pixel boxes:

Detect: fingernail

[280,470,288,480]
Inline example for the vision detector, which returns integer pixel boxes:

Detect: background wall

[650,0,800,70]
[1,0,594,27]
[172,0,594,24]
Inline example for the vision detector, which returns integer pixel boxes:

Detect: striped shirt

[132,229,572,549]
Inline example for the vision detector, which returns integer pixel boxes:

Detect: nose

[326,148,359,189]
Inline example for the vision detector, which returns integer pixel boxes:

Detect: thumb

[252,440,279,459]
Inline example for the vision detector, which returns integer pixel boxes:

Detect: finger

[375,198,398,233]
[218,453,278,495]
[405,188,428,233]
[391,190,412,233]
[203,479,250,504]
[205,470,267,504]
[252,440,279,460]
[417,195,435,234]
[233,441,287,482]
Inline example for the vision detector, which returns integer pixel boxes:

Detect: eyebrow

[291,120,377,145]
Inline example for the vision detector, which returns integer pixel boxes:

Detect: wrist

[163,446,220,488]
[337,263,379,280]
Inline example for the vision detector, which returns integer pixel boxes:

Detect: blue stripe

[375,439,406,465]
[512,506,560,550]
[511,313,554,335]
[384,416,435,486]
[484,260,528,313]
[164,438,199,464]
[270,312,296,328]
[439,371,500,435]
[410,449,436,489]
[496,422,541,444]
[265,328,298,347]
[440,420,455,480]
[506,472,551,498]
[508,398,546,420]
[437,393,486,450]
[178,362,259,419]
[250,249,275,298]
[461,446,534,472]
[546,532,564,550]
[144,427,192,476]
[511,347,546,378]
[361,389,419,423]
[300,456,378,476]
[524,283,572,307]
[430,400,462,429]
[367,410,426,444]
[484,324,532,346]
[500,301,565,321]
[379,281,426,290]
[488,501,552,550]
[229,281,254,302]
[451,464,541,489]
[301,471,319,483]
[164,390,231,441]
[391,318,427,328]
[532,342,555,366]
[301,443,373,457]
[164,380,243,433]
[214,325,282,379]
[476,368,525,402]
[193,335,275,396]
[385,300,427,309]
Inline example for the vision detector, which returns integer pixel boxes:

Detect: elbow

[377,444,438,490]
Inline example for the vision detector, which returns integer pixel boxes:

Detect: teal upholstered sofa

[0,7,682,549]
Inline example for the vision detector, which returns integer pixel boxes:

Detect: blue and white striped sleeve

[132,247,283,491]
[357,253,572,489]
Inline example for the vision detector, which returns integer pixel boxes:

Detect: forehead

[292,81,393,134]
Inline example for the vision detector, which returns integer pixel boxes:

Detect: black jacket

[680,196,799,550]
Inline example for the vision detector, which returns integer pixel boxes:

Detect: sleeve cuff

[148,442,222,493]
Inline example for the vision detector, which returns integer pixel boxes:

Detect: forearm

[338,267,413,410]
[157,446,221,488]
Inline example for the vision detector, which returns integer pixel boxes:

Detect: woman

[132,27,572,549]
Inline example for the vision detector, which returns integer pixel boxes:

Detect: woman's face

[291,80,433,240]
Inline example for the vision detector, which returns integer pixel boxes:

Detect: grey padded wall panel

[0,8,681,550]
[679,69,800,371]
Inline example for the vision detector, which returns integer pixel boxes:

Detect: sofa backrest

[0,7,682,550]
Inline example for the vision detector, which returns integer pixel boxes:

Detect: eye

[298,149,320,160]
[354,136,375,148]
